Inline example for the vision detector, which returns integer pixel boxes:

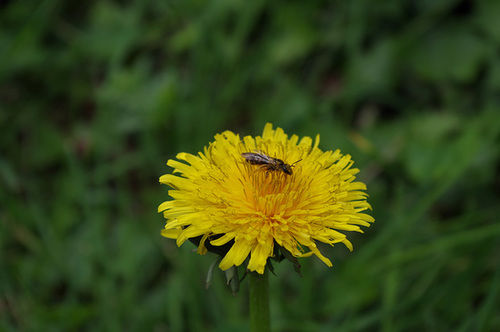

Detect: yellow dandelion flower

[159,123,374,274]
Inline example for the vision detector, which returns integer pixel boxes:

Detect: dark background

[1,0,500,331]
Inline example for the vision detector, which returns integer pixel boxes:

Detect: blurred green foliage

[1,0,500,331]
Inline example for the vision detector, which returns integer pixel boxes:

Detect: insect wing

[241,152,273,165]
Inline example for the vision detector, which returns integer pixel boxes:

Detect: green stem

[249,271,270,332]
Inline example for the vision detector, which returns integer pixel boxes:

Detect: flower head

[159,123,374,274]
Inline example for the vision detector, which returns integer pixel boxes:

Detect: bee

[241,151,301,175]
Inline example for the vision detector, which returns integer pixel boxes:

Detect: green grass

[1,0,500,331]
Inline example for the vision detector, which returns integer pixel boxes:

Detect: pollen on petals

[158,123,374,274]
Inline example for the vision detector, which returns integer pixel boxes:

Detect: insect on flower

[241,151,301,175]
[160,123,374,276]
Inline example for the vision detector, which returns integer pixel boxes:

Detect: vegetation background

[1,0,499,331]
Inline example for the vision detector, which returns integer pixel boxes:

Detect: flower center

[243,168,302,220]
